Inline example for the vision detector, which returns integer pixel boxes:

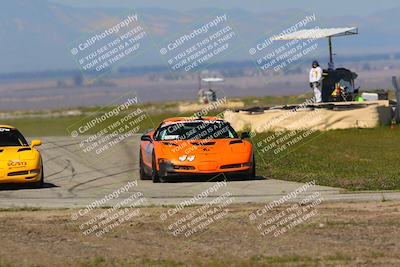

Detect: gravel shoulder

[0,201,398,267]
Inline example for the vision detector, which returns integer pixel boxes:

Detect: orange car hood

[158,139,250,156]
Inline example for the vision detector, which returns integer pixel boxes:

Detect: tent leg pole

[328,37,333,64]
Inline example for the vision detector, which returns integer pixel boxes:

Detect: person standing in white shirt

[309,60,323,103]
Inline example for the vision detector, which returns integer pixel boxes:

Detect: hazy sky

[51,0,398,16]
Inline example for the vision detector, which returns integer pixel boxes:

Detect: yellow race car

[0,125,43,187]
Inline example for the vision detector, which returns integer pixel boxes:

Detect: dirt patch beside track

[0,201,398,266]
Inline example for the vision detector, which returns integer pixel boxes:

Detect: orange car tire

[151,152,161,183]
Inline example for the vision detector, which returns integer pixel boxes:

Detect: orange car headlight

[178,155,195,162]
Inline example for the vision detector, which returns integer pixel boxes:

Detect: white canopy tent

[201,78,224,83]
[272,27,358,64]
[202,77,224,90]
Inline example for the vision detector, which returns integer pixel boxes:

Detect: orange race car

[139,117,255,183]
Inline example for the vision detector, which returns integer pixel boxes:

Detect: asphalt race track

[0,136,399,209]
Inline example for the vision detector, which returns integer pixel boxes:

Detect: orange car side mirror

[31,139,42,148]
[141,135,153,142]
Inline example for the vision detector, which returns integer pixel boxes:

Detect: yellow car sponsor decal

[8,160,27,168]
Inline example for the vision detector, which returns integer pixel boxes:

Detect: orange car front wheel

[151,152,161,183]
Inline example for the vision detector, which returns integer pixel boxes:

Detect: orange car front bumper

[158,160,252,177]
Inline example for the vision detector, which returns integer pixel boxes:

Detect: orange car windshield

[154,121,238,141]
